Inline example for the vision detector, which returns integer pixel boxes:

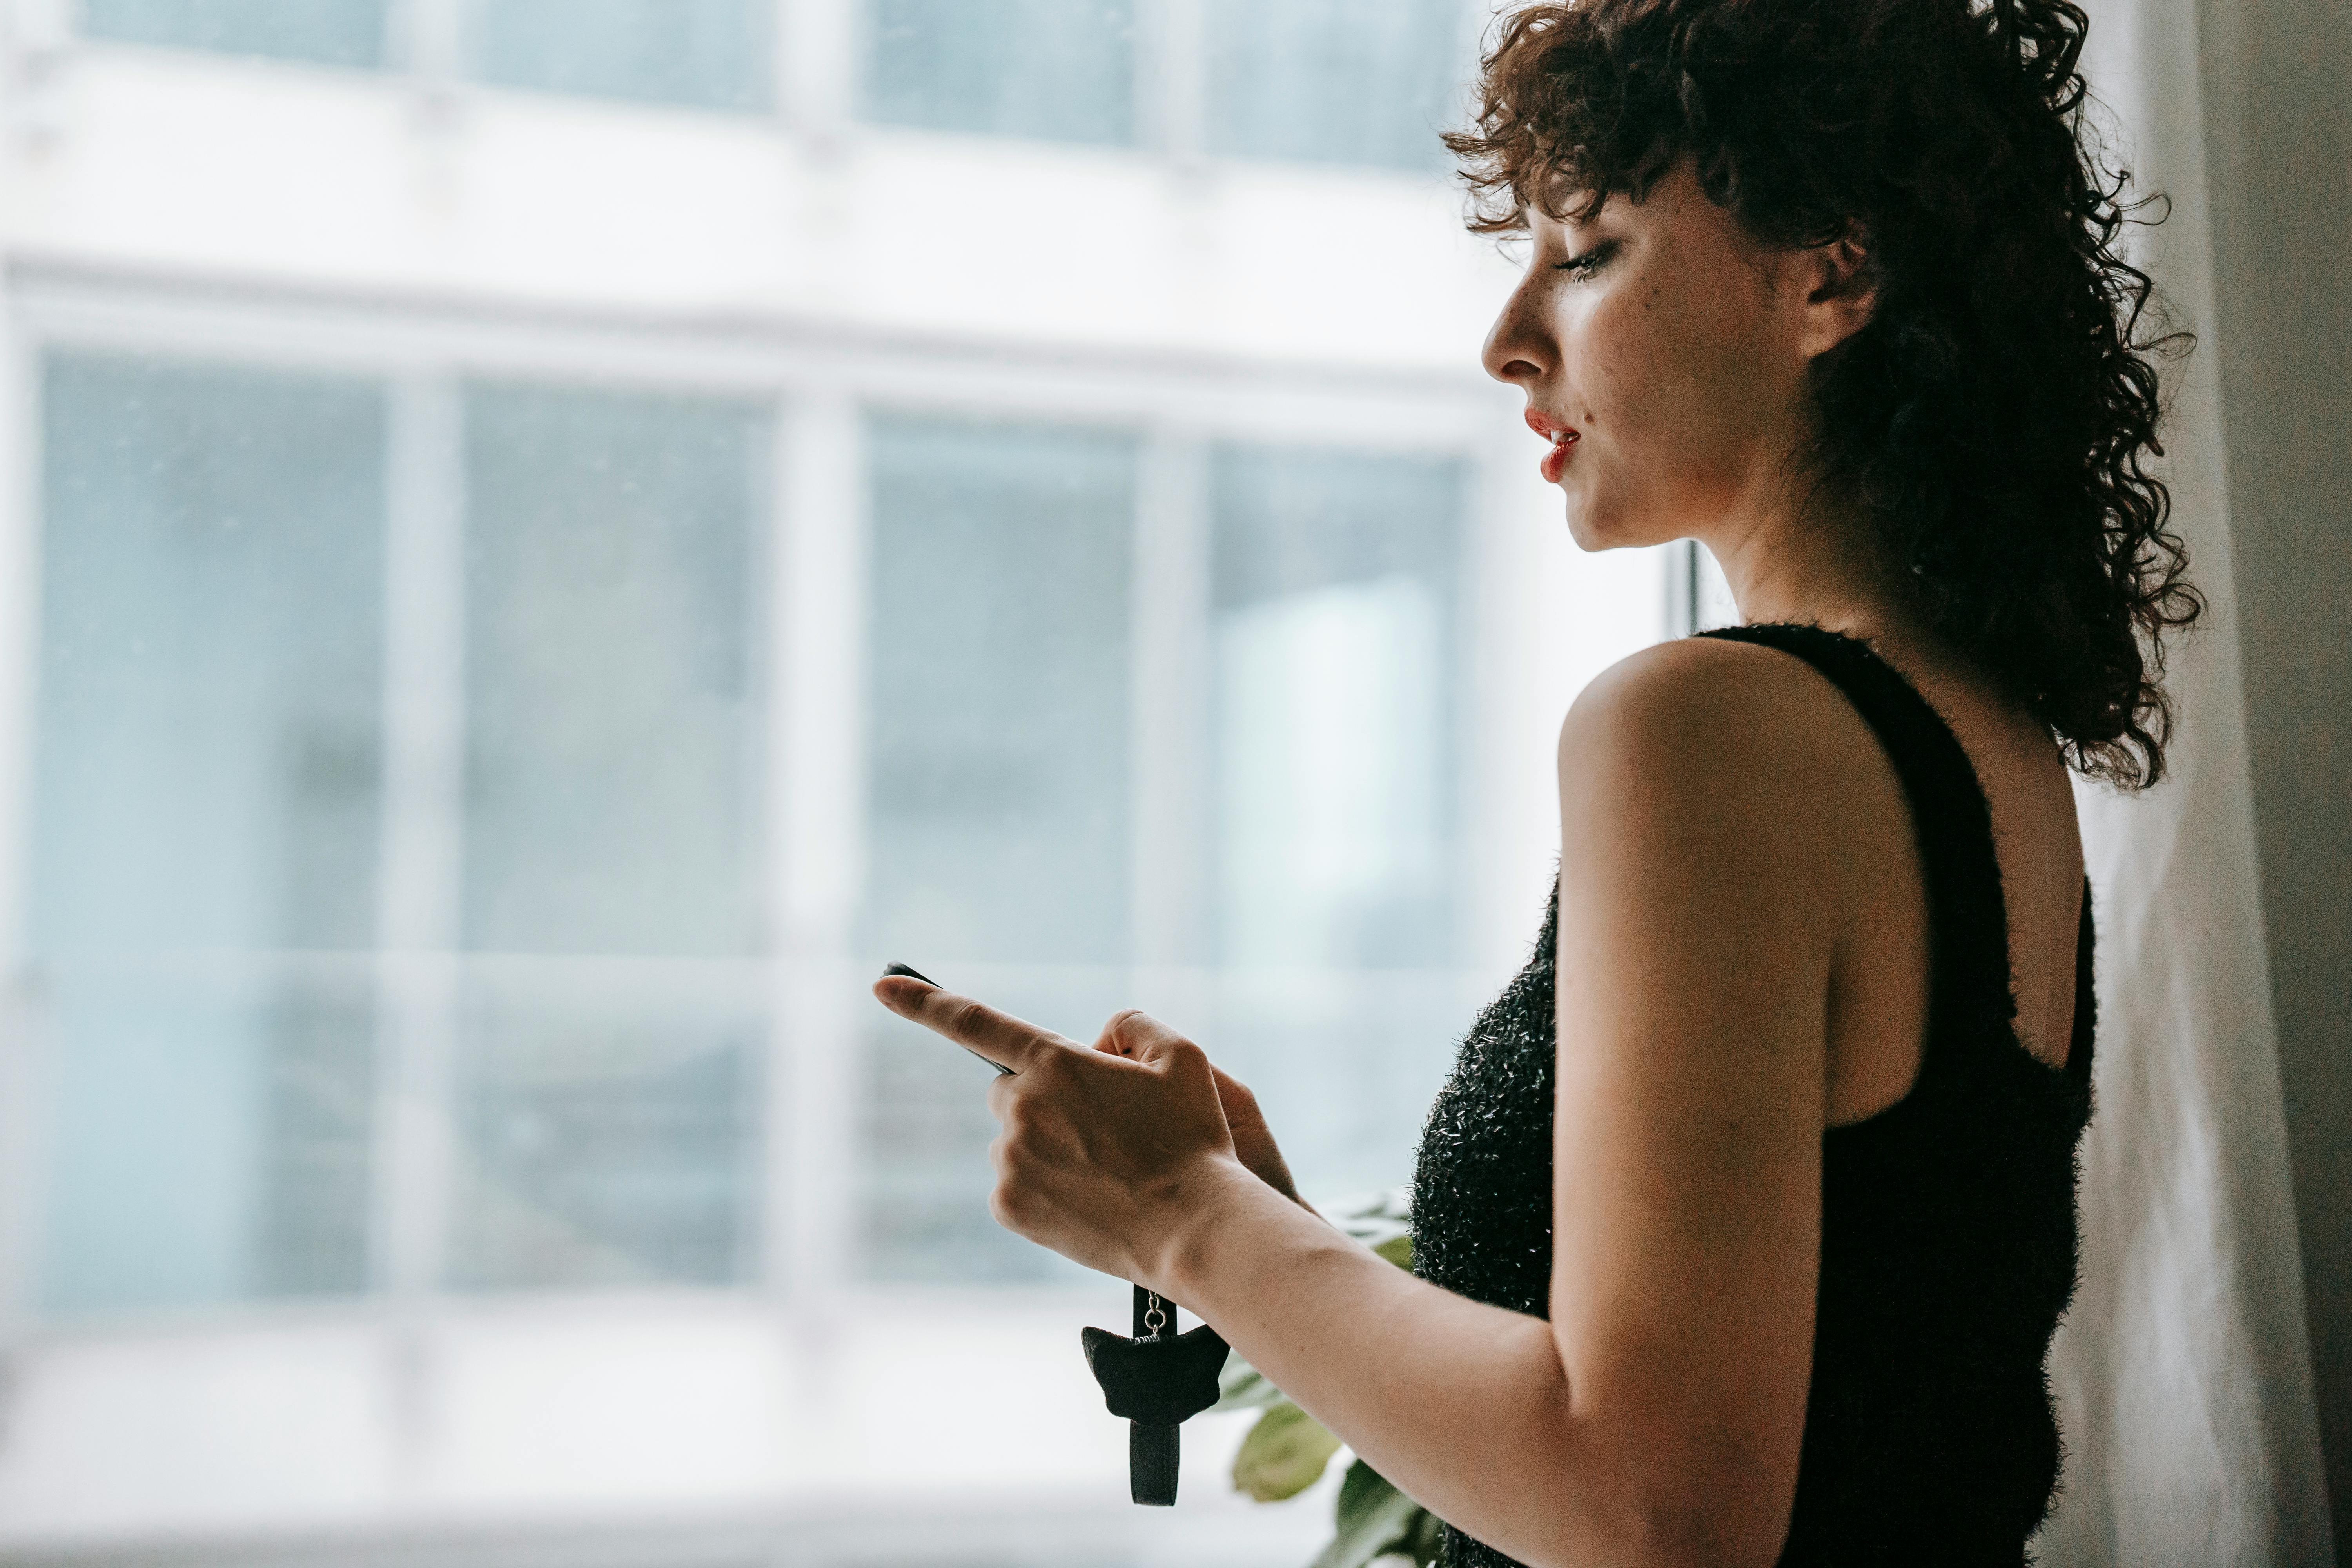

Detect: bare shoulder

[1557,635,1889,820]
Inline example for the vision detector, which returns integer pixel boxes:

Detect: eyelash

[1556,241,1617,278]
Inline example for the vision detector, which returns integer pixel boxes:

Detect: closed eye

[1555,240,1619,279]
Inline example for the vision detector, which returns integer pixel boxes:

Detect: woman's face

[1483,160,1851,553]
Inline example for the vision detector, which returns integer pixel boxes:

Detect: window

[74,0,1477,176]
[1668,537,1743,634]
[854,424,1477,1282]
[1211,443,1462,969]
[6,7,1661,1556]
[1205,443,1472,1197]
[32,354,387,1313]
[449,384,771,1290]
[76,0,390,68]
[446,984,765,1289]
[859,414,1137,1283]
[459,385,768,962]
[466,0,773,113]
[25,361,1477,1310]
[1203,0,1472,172]
[29,361,774,1309]
[863,0,1138,146]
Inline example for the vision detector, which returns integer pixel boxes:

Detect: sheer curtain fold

[2037,2,2333,1562]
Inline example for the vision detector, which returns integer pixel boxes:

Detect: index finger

[871,975,1076,1075]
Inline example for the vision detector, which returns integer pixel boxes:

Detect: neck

[1702,477,1929,652]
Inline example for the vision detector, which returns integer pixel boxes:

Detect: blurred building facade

[0,3,1674,1563]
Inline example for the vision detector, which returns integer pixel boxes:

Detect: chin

[1561,510,1609,554]
[1558,493,1655,554]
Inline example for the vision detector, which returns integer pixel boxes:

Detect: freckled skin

[1484,164,1832,559]
[1483,158,2086,1103]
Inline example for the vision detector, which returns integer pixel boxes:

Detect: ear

[1793,231,1876,359]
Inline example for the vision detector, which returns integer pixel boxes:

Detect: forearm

[1156,1162,1616,1568]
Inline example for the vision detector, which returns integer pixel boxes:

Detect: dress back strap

[1693,622,2023,1045]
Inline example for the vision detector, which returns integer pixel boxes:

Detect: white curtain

[2036,3,2334,1561]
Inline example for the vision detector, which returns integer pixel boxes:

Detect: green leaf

[1334,1459,1396,1533]
[1402,1503,1446,1565]
[1308,1460,1425,1568]
[1232,1403,1344,1502]
[1371,1230,1413,1270]
[1331,1189,1413,1260]
[1215,1349,1291,1412]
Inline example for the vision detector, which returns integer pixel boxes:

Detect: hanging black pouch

[1081,1284,1230,1504]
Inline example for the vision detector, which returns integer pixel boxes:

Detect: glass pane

[864,0,1136,146]
[462,383,768,958]
[78,0,387,68]
[1212,444,1461,967]
[32,353,385,1313]
[468,0,773,112]
[446,981,764,1290]
[1207,442,1467,1195]
[1203,0,1469,172]
[454,383,770,1291]
[860,414,1135,1282]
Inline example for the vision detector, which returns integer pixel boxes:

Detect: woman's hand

[1199,1058,1312,1214]
[872,976,1256,1292]
[1096,1014,1313,1215]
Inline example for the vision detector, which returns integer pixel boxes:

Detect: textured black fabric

[1410,622,2096,1568]
[1129,1421,1179,1506]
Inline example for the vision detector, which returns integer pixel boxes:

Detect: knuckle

[990,1179,1032,1230]
[1102,1009,1160,1052]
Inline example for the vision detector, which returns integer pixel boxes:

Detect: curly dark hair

[1449,0,2202,788]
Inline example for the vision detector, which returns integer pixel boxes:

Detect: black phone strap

[1128,1285,1182,1505]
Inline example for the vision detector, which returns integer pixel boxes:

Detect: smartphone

[882,962,1016,1076]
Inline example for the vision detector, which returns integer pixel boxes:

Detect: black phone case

[882,962,1015,1075]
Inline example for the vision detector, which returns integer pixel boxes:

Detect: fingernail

[880,961,937,987]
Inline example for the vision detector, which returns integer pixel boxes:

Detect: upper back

[1853,627,2086,1068]
[1692,622,2099,1563]
[1721,622,2089,1120]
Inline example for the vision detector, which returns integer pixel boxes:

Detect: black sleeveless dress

[1410,622,2096,1567]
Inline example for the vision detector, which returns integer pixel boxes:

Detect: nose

[1481,270,1553,386]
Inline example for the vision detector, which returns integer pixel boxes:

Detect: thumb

[1098,1011,1236,1154]
[1096,1008,1198,1069]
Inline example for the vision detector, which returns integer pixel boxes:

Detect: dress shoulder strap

[1693,621,2024,1046]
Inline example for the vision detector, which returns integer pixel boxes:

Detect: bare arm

[879,639,1858,1568]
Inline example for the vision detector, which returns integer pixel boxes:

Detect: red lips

[1525,407,1580,482]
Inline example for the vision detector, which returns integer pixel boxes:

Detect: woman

[875,0,2200,1562]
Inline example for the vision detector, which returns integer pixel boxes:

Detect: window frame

[51,0,1491,172]
[0,268,1535,1345]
